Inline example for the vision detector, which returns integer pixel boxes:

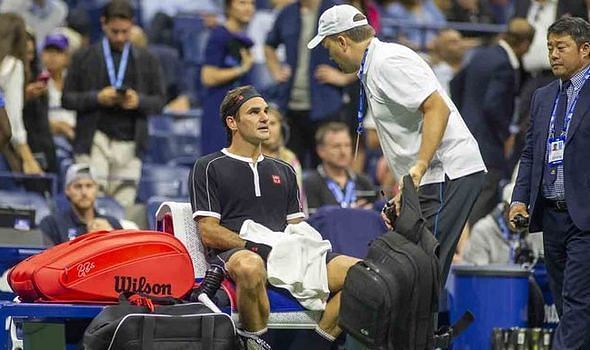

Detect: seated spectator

[40,163,123,246]
[304,122,376,213]
[0,92,11,148]
[385,0,447,50]
[0,0,68,50]
[462,183,543,265]
[430,28,467,95]
[261,106,306,209]
[446,0,496,25]
[190,85,359,349]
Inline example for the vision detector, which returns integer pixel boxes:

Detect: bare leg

[226,250,270,332]
[317,255,359,337]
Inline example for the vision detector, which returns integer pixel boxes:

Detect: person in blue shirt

[200,0,256,155]
[0,91,11,148]
[40,163,122,246]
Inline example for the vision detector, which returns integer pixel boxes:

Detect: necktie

[543,80,570,185]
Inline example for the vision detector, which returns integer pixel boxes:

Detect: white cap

[65,163,95,189]
[307,4,368,49]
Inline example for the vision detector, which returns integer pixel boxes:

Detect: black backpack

[81,293,240,350]
[339,176,471,349]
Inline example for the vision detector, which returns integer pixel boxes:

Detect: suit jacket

[451,44,518,172]
[512,79,590,232]
[512,0,587,21]
[62,42,165,156]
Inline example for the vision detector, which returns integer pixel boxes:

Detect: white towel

[239,220,332,310]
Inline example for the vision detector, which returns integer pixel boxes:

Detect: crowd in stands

[0,0,588,263]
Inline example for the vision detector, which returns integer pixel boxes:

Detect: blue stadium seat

[145,133,200,164]
[306,206,387,258]
[0,190,52,226]
[136,163,191,203]
[172,15,207,65]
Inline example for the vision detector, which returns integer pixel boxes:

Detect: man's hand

[87,218,114,232]
[239,48,254,75]
[508,203,529,231]
[121,88,140,110]
[409,160,428,188]
[314,64,356,86]
[97,86,119,107]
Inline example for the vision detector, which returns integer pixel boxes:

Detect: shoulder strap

[433,311,475,348]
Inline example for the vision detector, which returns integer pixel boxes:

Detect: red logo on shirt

[272,175,281,184]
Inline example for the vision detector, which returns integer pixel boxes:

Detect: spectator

[304,122,376,213]
[463,183,543,265]
[0,92,12,148]
[22,31,59,175]
[40,163,123,246]
[446,0,497,25]
[247,0,294,64]
[41,33,77,144]
[430,28,467,95]
[384,0,447,50]
[200,0,256,155]
[451,18,534,226]
[265,0,351,168]
[0,13,44,175]
[62,0,165,208]
[261,106,306,210]
[190,85,359,349]
[348,0,382,34]
[0,0,68,49]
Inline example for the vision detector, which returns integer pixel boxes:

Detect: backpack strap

[433,311,474,348]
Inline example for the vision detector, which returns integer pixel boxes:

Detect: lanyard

[102,37,130,89]
[548,66,590,141]
[356,48,369,135]
[326,178,356,208]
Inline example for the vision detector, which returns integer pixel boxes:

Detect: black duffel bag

[81,293,240,350]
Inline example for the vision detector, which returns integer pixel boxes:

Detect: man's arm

[197,216,246,251]
[411,91,450,186]
[62,50,101,113]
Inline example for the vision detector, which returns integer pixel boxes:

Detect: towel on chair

[239,220,332,310]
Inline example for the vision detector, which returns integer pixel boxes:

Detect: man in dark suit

[510,17,590,349]
[451,18,535,226]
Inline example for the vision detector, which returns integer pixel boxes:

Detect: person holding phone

[62,0,165,207]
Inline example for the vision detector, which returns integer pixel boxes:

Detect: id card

[548,139,565,165]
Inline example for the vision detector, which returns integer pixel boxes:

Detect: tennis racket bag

[8,230,194,303]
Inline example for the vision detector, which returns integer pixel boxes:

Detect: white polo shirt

[360,38,486,185]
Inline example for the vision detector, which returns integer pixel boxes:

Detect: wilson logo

[114,276,172,296]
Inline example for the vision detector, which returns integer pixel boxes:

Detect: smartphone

[36,71,50,84]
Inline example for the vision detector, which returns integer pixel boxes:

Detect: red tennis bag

[8,230,195,303]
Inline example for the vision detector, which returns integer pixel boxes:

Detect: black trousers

[542,205,590,350]
[419,171,485,284]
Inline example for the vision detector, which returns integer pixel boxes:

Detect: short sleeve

[375,56,437,112]
[265,9,283,48]
[203,29,227,67]
[189,158,221,220]
[286,166,305,221]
